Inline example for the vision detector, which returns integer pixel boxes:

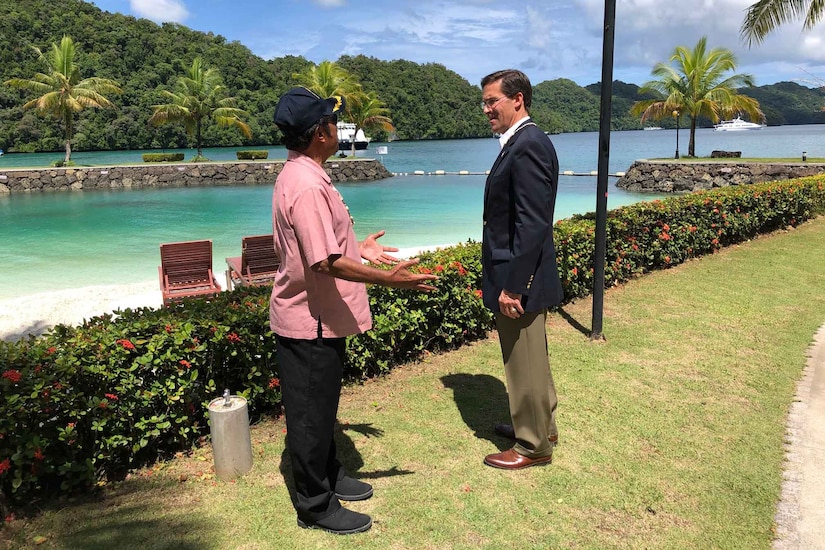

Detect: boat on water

[643,126,663,131]
[337,122,370,150]
[714,116,765,132]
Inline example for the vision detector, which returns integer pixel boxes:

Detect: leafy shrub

[1,175,823,507]
[236,150,268,160]
[142,153,185,162]
[556,175,825,299]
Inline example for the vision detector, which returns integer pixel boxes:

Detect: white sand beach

[0,245,453,341]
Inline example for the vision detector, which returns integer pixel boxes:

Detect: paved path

[774,323,825,549]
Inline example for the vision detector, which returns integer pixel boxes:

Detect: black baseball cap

[274,87,346,135]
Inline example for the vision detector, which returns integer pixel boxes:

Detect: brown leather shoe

[484,448,553,470]
[494,423,559,446]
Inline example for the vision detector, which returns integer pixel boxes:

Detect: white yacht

[713,116,766,131]
[337,122,371,150]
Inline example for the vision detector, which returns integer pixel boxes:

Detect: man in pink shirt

[271,87,437,535]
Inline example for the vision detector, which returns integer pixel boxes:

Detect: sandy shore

[0,280,164,341]
[0,245,452,341]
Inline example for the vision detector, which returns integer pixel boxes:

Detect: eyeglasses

[480,96,509,110]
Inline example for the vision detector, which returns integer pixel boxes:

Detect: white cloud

[130,0,189,23]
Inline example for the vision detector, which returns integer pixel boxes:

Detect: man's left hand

[360,230,401,265]
[499,289,523,318]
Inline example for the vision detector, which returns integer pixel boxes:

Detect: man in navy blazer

[480,69,564,470]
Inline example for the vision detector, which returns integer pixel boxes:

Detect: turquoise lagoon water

[0,125,822,298]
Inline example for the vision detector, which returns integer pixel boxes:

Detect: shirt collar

[498,116,532,149]
[286,149,331,184]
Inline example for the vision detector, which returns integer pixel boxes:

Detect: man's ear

[513,91,525,111]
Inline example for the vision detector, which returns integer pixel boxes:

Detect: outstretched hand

[387,258,439,292]
[360,230,401,265]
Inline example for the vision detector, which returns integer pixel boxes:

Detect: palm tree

[4,36,121,164]
[630,37,764,157]
[293,60,360,99]
[149,58,251,161]
[344,91,394,157]
[741,0,825,46]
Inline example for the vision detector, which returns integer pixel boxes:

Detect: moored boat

[714,116,765,131]
[337,122,370,150]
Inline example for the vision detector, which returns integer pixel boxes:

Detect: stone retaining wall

[616,160,825,193]
[0,159,392,194]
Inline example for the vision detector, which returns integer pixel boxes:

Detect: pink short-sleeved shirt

[269,150,372,339]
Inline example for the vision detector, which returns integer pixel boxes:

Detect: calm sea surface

[0,125,822,298]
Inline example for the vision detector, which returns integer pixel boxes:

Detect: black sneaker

[297,507,372,535]
[334,475,374,501]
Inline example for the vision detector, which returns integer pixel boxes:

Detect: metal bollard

[208,389,253,480]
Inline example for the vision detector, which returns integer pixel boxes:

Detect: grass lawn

[3,217,825,550]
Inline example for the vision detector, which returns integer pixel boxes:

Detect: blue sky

[89,0,825,88]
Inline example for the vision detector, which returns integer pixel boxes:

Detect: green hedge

[556,175,825,299]
[236,150,268,160]
[142,153,185,162]
[1,176,824,507]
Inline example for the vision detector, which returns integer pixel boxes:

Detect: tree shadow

[278,420,413,507]
[440,373,512,451]
[18,478,214,550]
[0,320,52,341]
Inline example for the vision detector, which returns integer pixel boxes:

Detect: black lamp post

[673,110,680,159]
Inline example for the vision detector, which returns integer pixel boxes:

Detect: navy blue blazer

[481,119,564,313]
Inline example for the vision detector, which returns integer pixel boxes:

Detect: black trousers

[276,333,347,522]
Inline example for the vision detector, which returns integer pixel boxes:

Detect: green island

[1,0,824,158]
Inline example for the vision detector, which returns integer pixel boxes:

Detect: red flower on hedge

[227,332,241,343]
[419,267,433,275]
[571,267,578,276]
[33,448,44,461]
[165,324,173,333]
[2,370,22,383]
[474,289,483,298]
[99,401,108,409]
[46,346,56,355]
[105,393,118,401]
[435,265,444,273]
[179,359,192,369]
[116,339,135,350]
[268,377,280,389]
[452,261,467,276]
[0,458,10,475]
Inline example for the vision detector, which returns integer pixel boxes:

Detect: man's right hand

[387,258,438,291]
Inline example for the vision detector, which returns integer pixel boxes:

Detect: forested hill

[1,0,823,154]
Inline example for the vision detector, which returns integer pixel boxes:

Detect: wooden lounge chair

[225,234,280,291]
[158,239,221,305]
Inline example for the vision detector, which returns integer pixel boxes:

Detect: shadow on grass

[556,306,591,337]
[277,421,414,510]
[440,373,511,451]
[16,478,213,549]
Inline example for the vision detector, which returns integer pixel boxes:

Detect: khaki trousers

[495,310,558,458]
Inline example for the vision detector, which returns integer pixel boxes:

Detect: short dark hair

[481,69,532,110]
[281,115,336,152]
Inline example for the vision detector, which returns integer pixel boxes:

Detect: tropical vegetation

[293,61,395,156]
[631,37,764,157]
[148,57,251,161]
[741,0,825,45]
[3,35,120,165]
[0,0,823,155]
